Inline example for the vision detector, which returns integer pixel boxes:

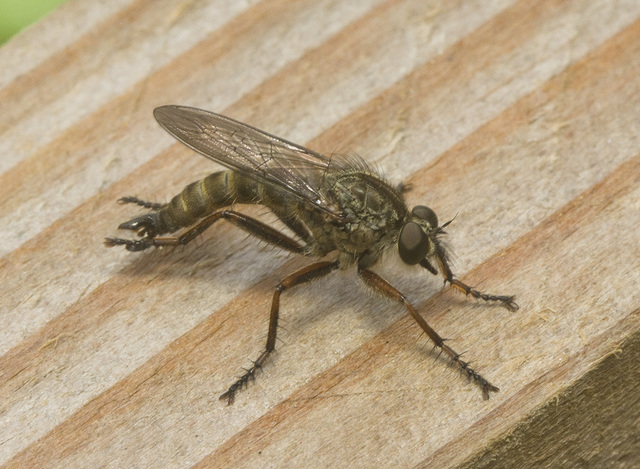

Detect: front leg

[358,266,499,399]
[436,253,519,312]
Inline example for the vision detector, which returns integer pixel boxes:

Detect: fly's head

[398,205,449,274]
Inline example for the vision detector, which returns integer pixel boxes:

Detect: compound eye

[398,222,431,265]
[412,205,438,228]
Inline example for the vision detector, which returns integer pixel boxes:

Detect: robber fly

[105,105,518,404]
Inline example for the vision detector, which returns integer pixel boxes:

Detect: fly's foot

[118,196,166,210]
[104,236,155,251]
[448,279,519,312]
[471,292,518,312]
[219,350,271,405]
[219,363,263,405]
[452,354,500,399]
[436,338,499,399]
[493,295,518,312]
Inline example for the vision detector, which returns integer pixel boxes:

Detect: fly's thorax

[157,170,260,233]
[312,170,407,261]
[329,171,406,231]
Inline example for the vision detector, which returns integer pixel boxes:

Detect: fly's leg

[118,196,166,210]
[105,210,306,254]
[436,253,519,312]
[220,260,340,405]
[358,266,499,399]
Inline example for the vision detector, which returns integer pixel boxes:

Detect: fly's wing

[153,105,340,217]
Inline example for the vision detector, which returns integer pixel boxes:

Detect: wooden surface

[1,0,639,467]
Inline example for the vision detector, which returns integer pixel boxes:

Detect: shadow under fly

[106,105,518,404]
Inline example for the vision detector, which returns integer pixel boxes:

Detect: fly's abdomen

[156,170,260,233]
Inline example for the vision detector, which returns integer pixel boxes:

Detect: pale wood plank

[1,0,639,467]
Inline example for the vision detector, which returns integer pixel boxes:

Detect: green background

[0,0,68,44]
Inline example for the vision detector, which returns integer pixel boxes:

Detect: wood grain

[1,0,639,467]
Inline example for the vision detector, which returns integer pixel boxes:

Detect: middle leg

[219,260,340,405]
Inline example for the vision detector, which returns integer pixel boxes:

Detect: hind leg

[105,210,308,254]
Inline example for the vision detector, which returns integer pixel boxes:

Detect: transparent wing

[153,105,339,215]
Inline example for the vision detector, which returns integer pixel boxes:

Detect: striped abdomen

[155,170,263,234]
